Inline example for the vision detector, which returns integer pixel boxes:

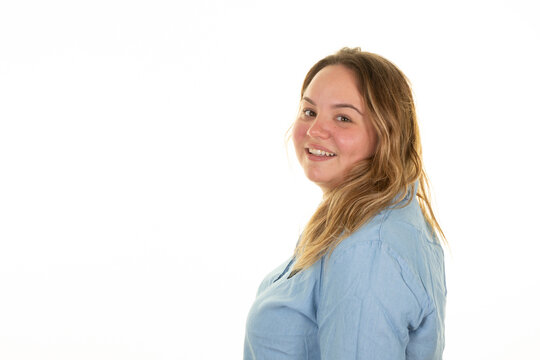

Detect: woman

[244,48,447,360]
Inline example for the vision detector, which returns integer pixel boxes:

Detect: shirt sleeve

[317,240,431,360]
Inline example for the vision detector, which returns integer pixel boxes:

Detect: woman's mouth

[307,148,336,157]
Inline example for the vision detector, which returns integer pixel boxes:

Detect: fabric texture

[244,184,446,359]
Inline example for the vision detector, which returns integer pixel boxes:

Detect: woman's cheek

[292,121,306,148]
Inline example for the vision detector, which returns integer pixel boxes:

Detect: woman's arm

[317,240,437,360]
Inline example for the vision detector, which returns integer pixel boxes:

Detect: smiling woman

[244,47,447,360]
[293,65,378,193]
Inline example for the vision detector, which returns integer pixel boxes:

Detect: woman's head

[293,64,378,193]
[291,48,445,272]
[293,47,422,194]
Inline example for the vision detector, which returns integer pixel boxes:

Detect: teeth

[308,148,336,157]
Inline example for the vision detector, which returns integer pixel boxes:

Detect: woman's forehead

[303,65,364,108]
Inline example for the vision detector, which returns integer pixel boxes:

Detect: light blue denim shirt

[244,184,446,359]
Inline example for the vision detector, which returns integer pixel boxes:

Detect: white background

[1,0,539,359]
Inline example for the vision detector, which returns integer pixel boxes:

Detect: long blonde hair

[292,47,446,272]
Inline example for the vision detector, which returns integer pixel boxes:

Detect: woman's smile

[305,144,337,161]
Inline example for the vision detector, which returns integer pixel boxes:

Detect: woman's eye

[337,115,351,123]
[303,109,316,117]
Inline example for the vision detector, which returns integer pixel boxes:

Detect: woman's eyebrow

[302,96,363,115]
[333,103,363,116]
[302,96,317,105]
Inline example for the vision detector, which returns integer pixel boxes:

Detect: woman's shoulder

[318,222,434,318]
[316,197,446,356]
[321,195,446,306]
[333,194,443,262]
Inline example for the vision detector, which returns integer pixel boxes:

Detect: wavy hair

[291,47,446,273]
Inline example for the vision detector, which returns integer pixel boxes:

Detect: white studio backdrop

[0,0,539,359]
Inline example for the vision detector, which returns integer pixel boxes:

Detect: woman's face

[292,65,378,193]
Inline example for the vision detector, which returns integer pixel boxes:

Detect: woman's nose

[307,117,331,139]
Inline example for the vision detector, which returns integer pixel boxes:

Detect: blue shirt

[244,186,446,359]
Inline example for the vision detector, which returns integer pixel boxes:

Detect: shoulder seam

[377,207,393,242]
[380,242,435,317]
[378,209,437,316]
